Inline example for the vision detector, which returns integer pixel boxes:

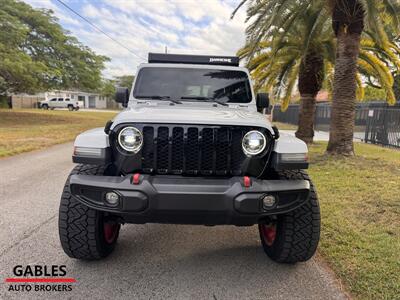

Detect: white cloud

[82,4,102,18]
[149,14,185,31]
[23,0,248,78]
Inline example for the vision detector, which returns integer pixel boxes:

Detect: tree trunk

[295,52,324,144]
[327,27,361,155]
[295,94,316,144]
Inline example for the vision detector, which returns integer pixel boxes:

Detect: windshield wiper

[135,95,182,104]
[180,96,228,106]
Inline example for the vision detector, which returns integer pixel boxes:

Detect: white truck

[40,97,81,110]
[59,53,320,263]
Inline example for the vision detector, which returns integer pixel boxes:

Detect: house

[316,90,330,103]
[11,90,119,109]
[45,90,108,109]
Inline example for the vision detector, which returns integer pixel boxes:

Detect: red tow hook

[243,176,252,188]
[132,173,141,185]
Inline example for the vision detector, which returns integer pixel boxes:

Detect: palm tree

[238,7,399,144]
[233,0,400,154]
[238,8,332,143]
[240,36,399,143]
[326,0,399,155]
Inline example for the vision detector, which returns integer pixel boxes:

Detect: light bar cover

[148,53,239,66]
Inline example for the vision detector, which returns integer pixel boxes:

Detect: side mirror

[115,87,129,107]
[256,93,269,110]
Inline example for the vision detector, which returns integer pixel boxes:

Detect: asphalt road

[0,143,348,300]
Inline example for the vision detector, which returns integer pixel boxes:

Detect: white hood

[110,104,273,131]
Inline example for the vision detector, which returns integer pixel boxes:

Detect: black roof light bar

[148,53,239,67]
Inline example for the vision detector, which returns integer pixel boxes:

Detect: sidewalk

[280,130,362,142]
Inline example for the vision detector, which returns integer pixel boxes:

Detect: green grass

[0,109,117,157]
[308,142,400,300]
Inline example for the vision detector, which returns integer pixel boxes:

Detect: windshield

[133,67,252,103]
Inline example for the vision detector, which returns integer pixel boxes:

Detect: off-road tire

[42,104,48,110]
[68,105,74,111]
[59,164,120,260]
[259,170,320,263]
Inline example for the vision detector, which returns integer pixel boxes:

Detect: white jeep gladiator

[59,53,320,263]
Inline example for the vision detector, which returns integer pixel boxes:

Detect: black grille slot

[200,128,214,174]
[216,128,230,174]
[142,126,154,172]
[231,129,245,175]
[171,127,184,173]
[139,125,264,176]
[156,127,169,173]
[185,128,200,174]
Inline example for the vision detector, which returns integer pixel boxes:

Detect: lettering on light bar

[74,147,102,157]
[280,153,308,162]
[209,57,232,63]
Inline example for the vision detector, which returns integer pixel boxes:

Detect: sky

[24,0,248,78]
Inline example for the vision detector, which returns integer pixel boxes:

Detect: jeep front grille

[138,125,260,176]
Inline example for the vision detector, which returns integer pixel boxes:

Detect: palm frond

[356,72,365,100]
[231,0,249,19]
[237,0,400,108]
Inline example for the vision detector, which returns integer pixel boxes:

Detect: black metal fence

[273,105,300,125]
[364,108,400,148]
[272,102,400,148]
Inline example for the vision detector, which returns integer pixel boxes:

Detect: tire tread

[261,170,321,263]
[58,164,108,260]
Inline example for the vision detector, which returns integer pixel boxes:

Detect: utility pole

[165,46,168,54]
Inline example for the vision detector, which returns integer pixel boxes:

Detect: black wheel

[59,164,121,260]
[259,170,320,263]
[68,105,74,111]
[42,104,48,110]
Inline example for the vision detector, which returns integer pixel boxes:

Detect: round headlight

[118,127,143,153]
[242,130,266,156]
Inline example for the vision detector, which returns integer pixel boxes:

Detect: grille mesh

[139,125,259,176]
[171,127,184,172]
[156,127,169,173]
[142,127,154,171]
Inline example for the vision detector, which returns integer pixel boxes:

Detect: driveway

[0,144,348,300]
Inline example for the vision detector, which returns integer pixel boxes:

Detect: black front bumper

[69,175,310,226]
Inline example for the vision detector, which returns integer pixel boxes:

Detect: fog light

[262,195,276,209]
[105,192,120,207]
